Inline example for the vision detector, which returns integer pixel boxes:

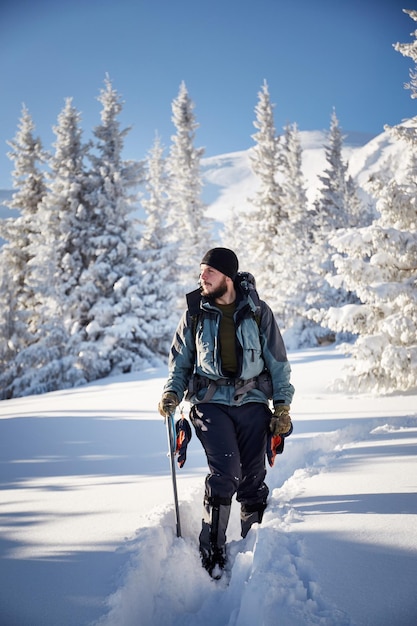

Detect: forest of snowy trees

[1,10,416,399]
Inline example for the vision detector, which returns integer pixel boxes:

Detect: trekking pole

[166,410,182,538]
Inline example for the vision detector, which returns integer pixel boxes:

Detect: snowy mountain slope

[1,348,416,626]
[347,125,412,186]
[201,129,380,223]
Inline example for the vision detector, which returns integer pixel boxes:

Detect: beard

[200,276,228,301]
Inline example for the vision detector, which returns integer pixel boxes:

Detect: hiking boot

[200,546,227,580]
[240,501,267,538]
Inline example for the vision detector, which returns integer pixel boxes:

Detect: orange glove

[175,417,192,468]
[267,433,284,467]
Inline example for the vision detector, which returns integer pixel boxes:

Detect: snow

[1,347,416,626]
[201,129,378,221]
[202,149,257,221]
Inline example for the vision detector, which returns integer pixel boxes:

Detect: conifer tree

[221,206,249,259]
[280,122,308,225]
[325,147,417,392]
[314,110,352,234]
[0,105,46,322]
[277,123,315,344]
[0,106,47,398]
[246,81,287,317]
[304,111,365,344]
[324,13,417,392]
[3,99,89,397]
[77,76,156,379]
[166,82,212,292]
[394,9,417,100]
[0,265,20,399]
[140,135,180,355]
[31,98,93,321]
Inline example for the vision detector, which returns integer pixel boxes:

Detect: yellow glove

[158,391,179,418]
[270,404,292,436]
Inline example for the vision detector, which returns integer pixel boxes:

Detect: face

[200,264,228,299]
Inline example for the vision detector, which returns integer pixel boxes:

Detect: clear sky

[0,0,416,189]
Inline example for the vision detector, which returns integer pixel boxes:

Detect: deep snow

[1,346,416,626]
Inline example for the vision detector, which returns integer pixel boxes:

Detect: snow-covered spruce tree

[139,135,180,356]
[280,123,308,226]
[78,76,159,380]
[0,106,46,323]
[0,265,17,399]
[166,82,212,293]
[277,122,316,346]
[323,15,417,393]
[325,153,417,392]
[40,99,94,302]
[221,206,251,259]
[305,110,366,344]
[313,110,365,234]
[4,98,90,398]
[0,106,48,398]
[246,81,288,320]
[394,9,417,101]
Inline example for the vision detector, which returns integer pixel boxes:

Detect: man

[158,247,294,579]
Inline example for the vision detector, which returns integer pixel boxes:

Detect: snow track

[94,421,404,626]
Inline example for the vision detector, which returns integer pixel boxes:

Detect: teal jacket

[164,288,295,407]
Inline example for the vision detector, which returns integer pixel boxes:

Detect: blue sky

[0,0,415,189]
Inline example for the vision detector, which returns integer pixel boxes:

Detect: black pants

[190,402,271,509]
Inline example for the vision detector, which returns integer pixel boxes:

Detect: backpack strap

[234,272,262,327]
[186,288,202,318]
[186,289,202,341]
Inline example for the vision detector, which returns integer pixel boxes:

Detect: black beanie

[200,247,239,280]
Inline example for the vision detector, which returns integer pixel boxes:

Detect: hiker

[158,247,295,578]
